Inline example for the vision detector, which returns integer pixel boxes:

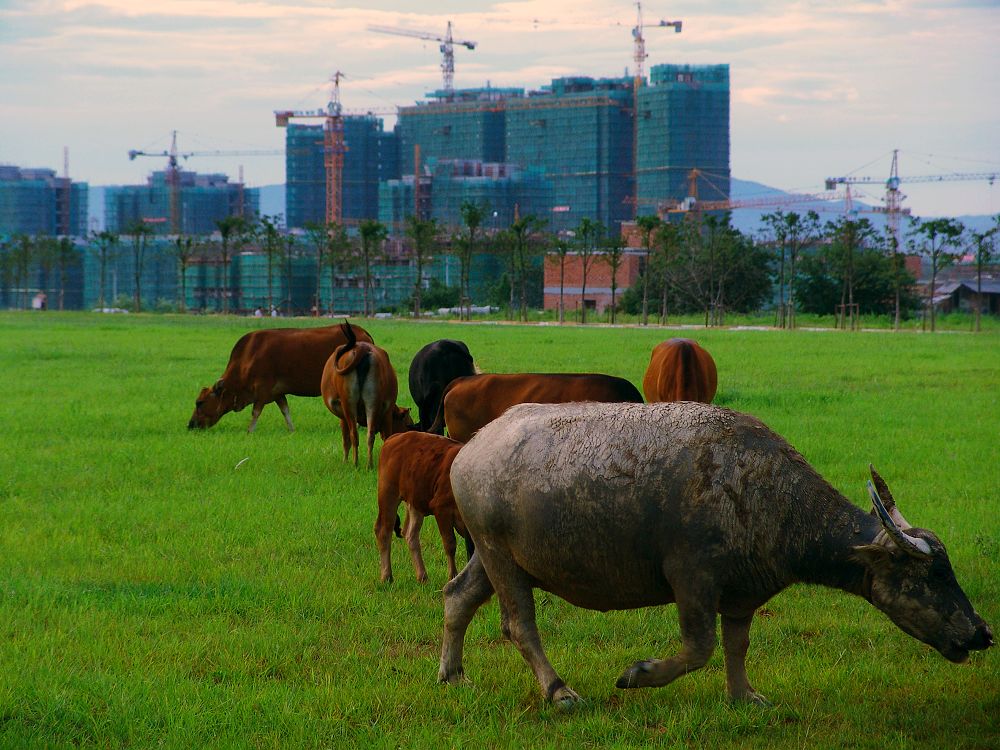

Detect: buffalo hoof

[551,684,581,709]
[438,667,468,686]
[731,689,772,707]
[615,659,659,689]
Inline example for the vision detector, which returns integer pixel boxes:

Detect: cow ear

[212,379,225,396]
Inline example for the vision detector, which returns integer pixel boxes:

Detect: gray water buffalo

[439,402,992,707]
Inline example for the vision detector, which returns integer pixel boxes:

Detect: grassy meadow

[0,311,997,749]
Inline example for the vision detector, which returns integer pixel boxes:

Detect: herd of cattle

[188,322,991,708]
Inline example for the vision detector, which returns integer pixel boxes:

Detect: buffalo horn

[868,464,913,529]
[867,480,932,558]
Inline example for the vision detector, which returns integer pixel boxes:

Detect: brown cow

[189,322,374,432]
[321,322,413,468]
[374,431,472,583]
[641,338,717,404]
[428,372,643,443]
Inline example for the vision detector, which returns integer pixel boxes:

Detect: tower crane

[630,3,682,219]
[128,131,282,232]
[825,150,999,249]
[368,22,476,97]
[275,72,395,226]
[632,2,681,86]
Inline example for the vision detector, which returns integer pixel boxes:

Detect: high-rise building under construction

[104,170,258,235]
[287,63,729,235]
[0,166,88,238]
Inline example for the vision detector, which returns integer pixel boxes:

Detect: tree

[171,235,196,312]
[258,215,283,313]
[358,219,388,317]
[546,235,572,324]
[509,213,546,322]
[281,232,297,315]
[969,216,998,333]
[457,201,484,321]
[761,209,819,329]
[797,243,916,317]
[825,216,878,330]
[54,237,78,311]
[215,215,250,314]
[655,220,683,324]
[12,235,33,309]
[575,218,602,324]
[602,234,626,324]
[34,236,56,307]
[90,230,119,311]
[908,217,964,332]
[635,214,661,325]
[125,220,154,313]
[405,216,438,318]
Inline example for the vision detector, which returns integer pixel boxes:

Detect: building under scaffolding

[0,165,88,238]
[285,117,400,229]
[637,64,731,210]
[104,171,259,236]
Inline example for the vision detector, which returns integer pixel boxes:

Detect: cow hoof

[615,659,659,689]
[552,685,581,709]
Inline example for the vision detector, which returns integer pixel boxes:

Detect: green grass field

[0,312,997,749]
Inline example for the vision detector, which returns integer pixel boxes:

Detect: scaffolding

[0,166,88,237]
[105,171,258,235]
[285,117,397,229]
[636,64,731,211]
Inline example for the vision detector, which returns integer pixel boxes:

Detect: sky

[1,0,998,218]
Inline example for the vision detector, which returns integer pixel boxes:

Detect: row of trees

[3,206,997,327]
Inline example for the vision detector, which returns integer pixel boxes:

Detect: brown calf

[188,322,374,432]
[321,323,413,468]
[641,338,717,404]
[428,372,643,443]
[375,431,471,583]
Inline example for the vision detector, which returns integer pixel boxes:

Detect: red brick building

[543,251,644,314]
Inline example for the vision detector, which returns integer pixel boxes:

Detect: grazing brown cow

[321,322,413,468]
[641,338,717,404]
[189,322,374,432]
[428,372,643,443]
[374,431,472,583]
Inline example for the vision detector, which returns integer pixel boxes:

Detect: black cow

[408,340,476,433]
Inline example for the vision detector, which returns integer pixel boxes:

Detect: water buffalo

[642,338,717,403]
[439,402,992,707]
[189,322,374,432]
[408,339,477,433]
[321,322,413,468]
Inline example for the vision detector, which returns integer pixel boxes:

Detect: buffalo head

[853,466,993,663]
[188,380,233,429]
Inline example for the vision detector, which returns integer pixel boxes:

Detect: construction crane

[128,131,282,232]
[634,168,839,217]
[825,150,1000,248]
[632,2,681,86]
[275,72,395,226]
[630,3,682,219]
[368,22,476,97]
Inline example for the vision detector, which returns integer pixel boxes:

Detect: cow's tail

[426,377,459,435]
[334,320,367,377]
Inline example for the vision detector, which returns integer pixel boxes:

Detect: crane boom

[368,22,476,96]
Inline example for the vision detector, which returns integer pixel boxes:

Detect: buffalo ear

[852,544,894,569]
